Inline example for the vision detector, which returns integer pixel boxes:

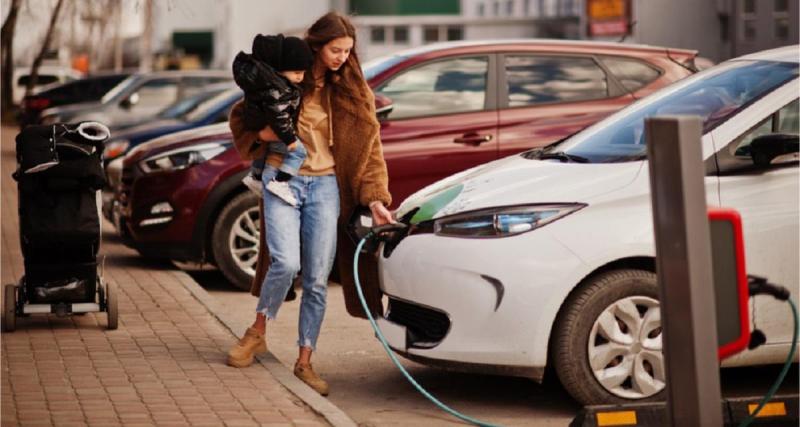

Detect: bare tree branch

[1,0,23,111]
[25,0,66,98]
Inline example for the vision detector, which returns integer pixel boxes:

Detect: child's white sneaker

[266,179,297,206]
[242,175,262,195]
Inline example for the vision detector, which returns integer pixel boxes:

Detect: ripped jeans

[255,165,339,350]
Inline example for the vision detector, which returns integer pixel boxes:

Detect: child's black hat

[252,33,313,72]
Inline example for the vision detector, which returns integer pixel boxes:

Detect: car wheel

[212,192,262,291]
[553,269,665,405]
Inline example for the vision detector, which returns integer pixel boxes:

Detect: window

[776,18,790,40]
[393,26,409,44]
[493,1,500,16]
[447,26,463,41]
[777,99,799,134]
[717,99,799,173]
[602,58,661,92]
[371,26,386,43]
[774,0,790,40]
[505,55,608,107]
[505,0,514,15]
[423,26,439,43]
[182,76,229,97]
[477,3,485,16]
[743,20,757,40]
[129,78,179,110]
[376,57,489,120]
[742,0,756,41]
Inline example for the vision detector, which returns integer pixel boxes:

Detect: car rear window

[505,55,608,107]
[601,57,661,92]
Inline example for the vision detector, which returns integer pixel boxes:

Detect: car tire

[553,269,665,406]
[212,192,262,291]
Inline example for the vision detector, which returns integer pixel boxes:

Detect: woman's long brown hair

[303,12,370,102]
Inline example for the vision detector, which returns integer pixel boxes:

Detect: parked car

[103,86,241,162]
[12,65,84,105]
[375,46,798,405]
[17,72,131,128]
[112,39,699,290]
[39,70,232,129]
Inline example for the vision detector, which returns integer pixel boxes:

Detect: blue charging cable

[353,232,502,427]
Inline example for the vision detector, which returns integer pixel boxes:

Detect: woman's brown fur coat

[228,80,391,318]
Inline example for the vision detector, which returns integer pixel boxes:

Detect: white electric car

[376,46,799,405]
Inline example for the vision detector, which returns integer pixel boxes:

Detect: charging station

[571,116,798,427]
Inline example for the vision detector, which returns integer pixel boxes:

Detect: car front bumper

[377,229,588,377]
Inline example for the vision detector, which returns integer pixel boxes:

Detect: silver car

[39,70,232,129]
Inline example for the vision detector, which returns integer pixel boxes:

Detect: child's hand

[258,127,277,141]
[287,142,298,151]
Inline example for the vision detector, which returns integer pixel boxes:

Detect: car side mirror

[374,94,394,121]
[749,133,799,167]
[120,92,140,109]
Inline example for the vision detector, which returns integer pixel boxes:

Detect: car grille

[387,298,450,348]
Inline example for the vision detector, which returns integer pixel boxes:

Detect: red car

[113,40,698,289]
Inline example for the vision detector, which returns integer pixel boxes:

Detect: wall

[631,0,726,62]
[227,0,334,69]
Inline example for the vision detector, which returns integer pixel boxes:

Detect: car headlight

[433,204,586,238]
[138,142,229,174]
[104,139,130,160]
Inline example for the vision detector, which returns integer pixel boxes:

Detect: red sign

[589,19,628,36]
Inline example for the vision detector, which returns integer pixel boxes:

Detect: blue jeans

[252,141,307,178]
[255,165,339,350]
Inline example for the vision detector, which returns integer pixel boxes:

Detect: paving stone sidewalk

[1,125,330,427]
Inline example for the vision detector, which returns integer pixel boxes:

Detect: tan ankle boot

[294,363,329,396]
[227,327,267,368]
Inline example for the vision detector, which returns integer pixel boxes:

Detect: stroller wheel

[4,284,17,332]
[106,282,118,330]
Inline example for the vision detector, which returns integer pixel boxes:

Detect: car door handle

[453,134,493,146]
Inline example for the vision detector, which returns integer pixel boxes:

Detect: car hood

[125,122,231,160]
[42,101,101,116]
[112,119,185,140]
[395,155,645,222]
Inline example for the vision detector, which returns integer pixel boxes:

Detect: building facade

[350,0,582,61]
[586,0,798,63]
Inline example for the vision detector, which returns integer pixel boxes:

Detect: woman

[226,12,394,396]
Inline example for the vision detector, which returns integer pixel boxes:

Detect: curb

[172,268,358,427]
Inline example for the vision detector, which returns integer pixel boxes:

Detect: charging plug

[748,275,791,301]
[370,223,408,236]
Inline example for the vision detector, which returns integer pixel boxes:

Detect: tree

[1,0,22,112]
[24,0,65,99]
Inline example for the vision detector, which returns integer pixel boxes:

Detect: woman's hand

[258,127,277,141]
[369,201,394,226]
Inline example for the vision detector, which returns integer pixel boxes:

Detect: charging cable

[739,277,798,427]
[353,228,502,427]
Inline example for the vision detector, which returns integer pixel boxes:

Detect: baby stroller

[4,122,118,331]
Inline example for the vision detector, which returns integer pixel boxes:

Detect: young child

[232,34,313,206]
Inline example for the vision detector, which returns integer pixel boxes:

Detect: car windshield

[363,54,408,81]
[546,60,798,163]
[157,88,228,120]
[183,90,241,122]
[101,75,139,104]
